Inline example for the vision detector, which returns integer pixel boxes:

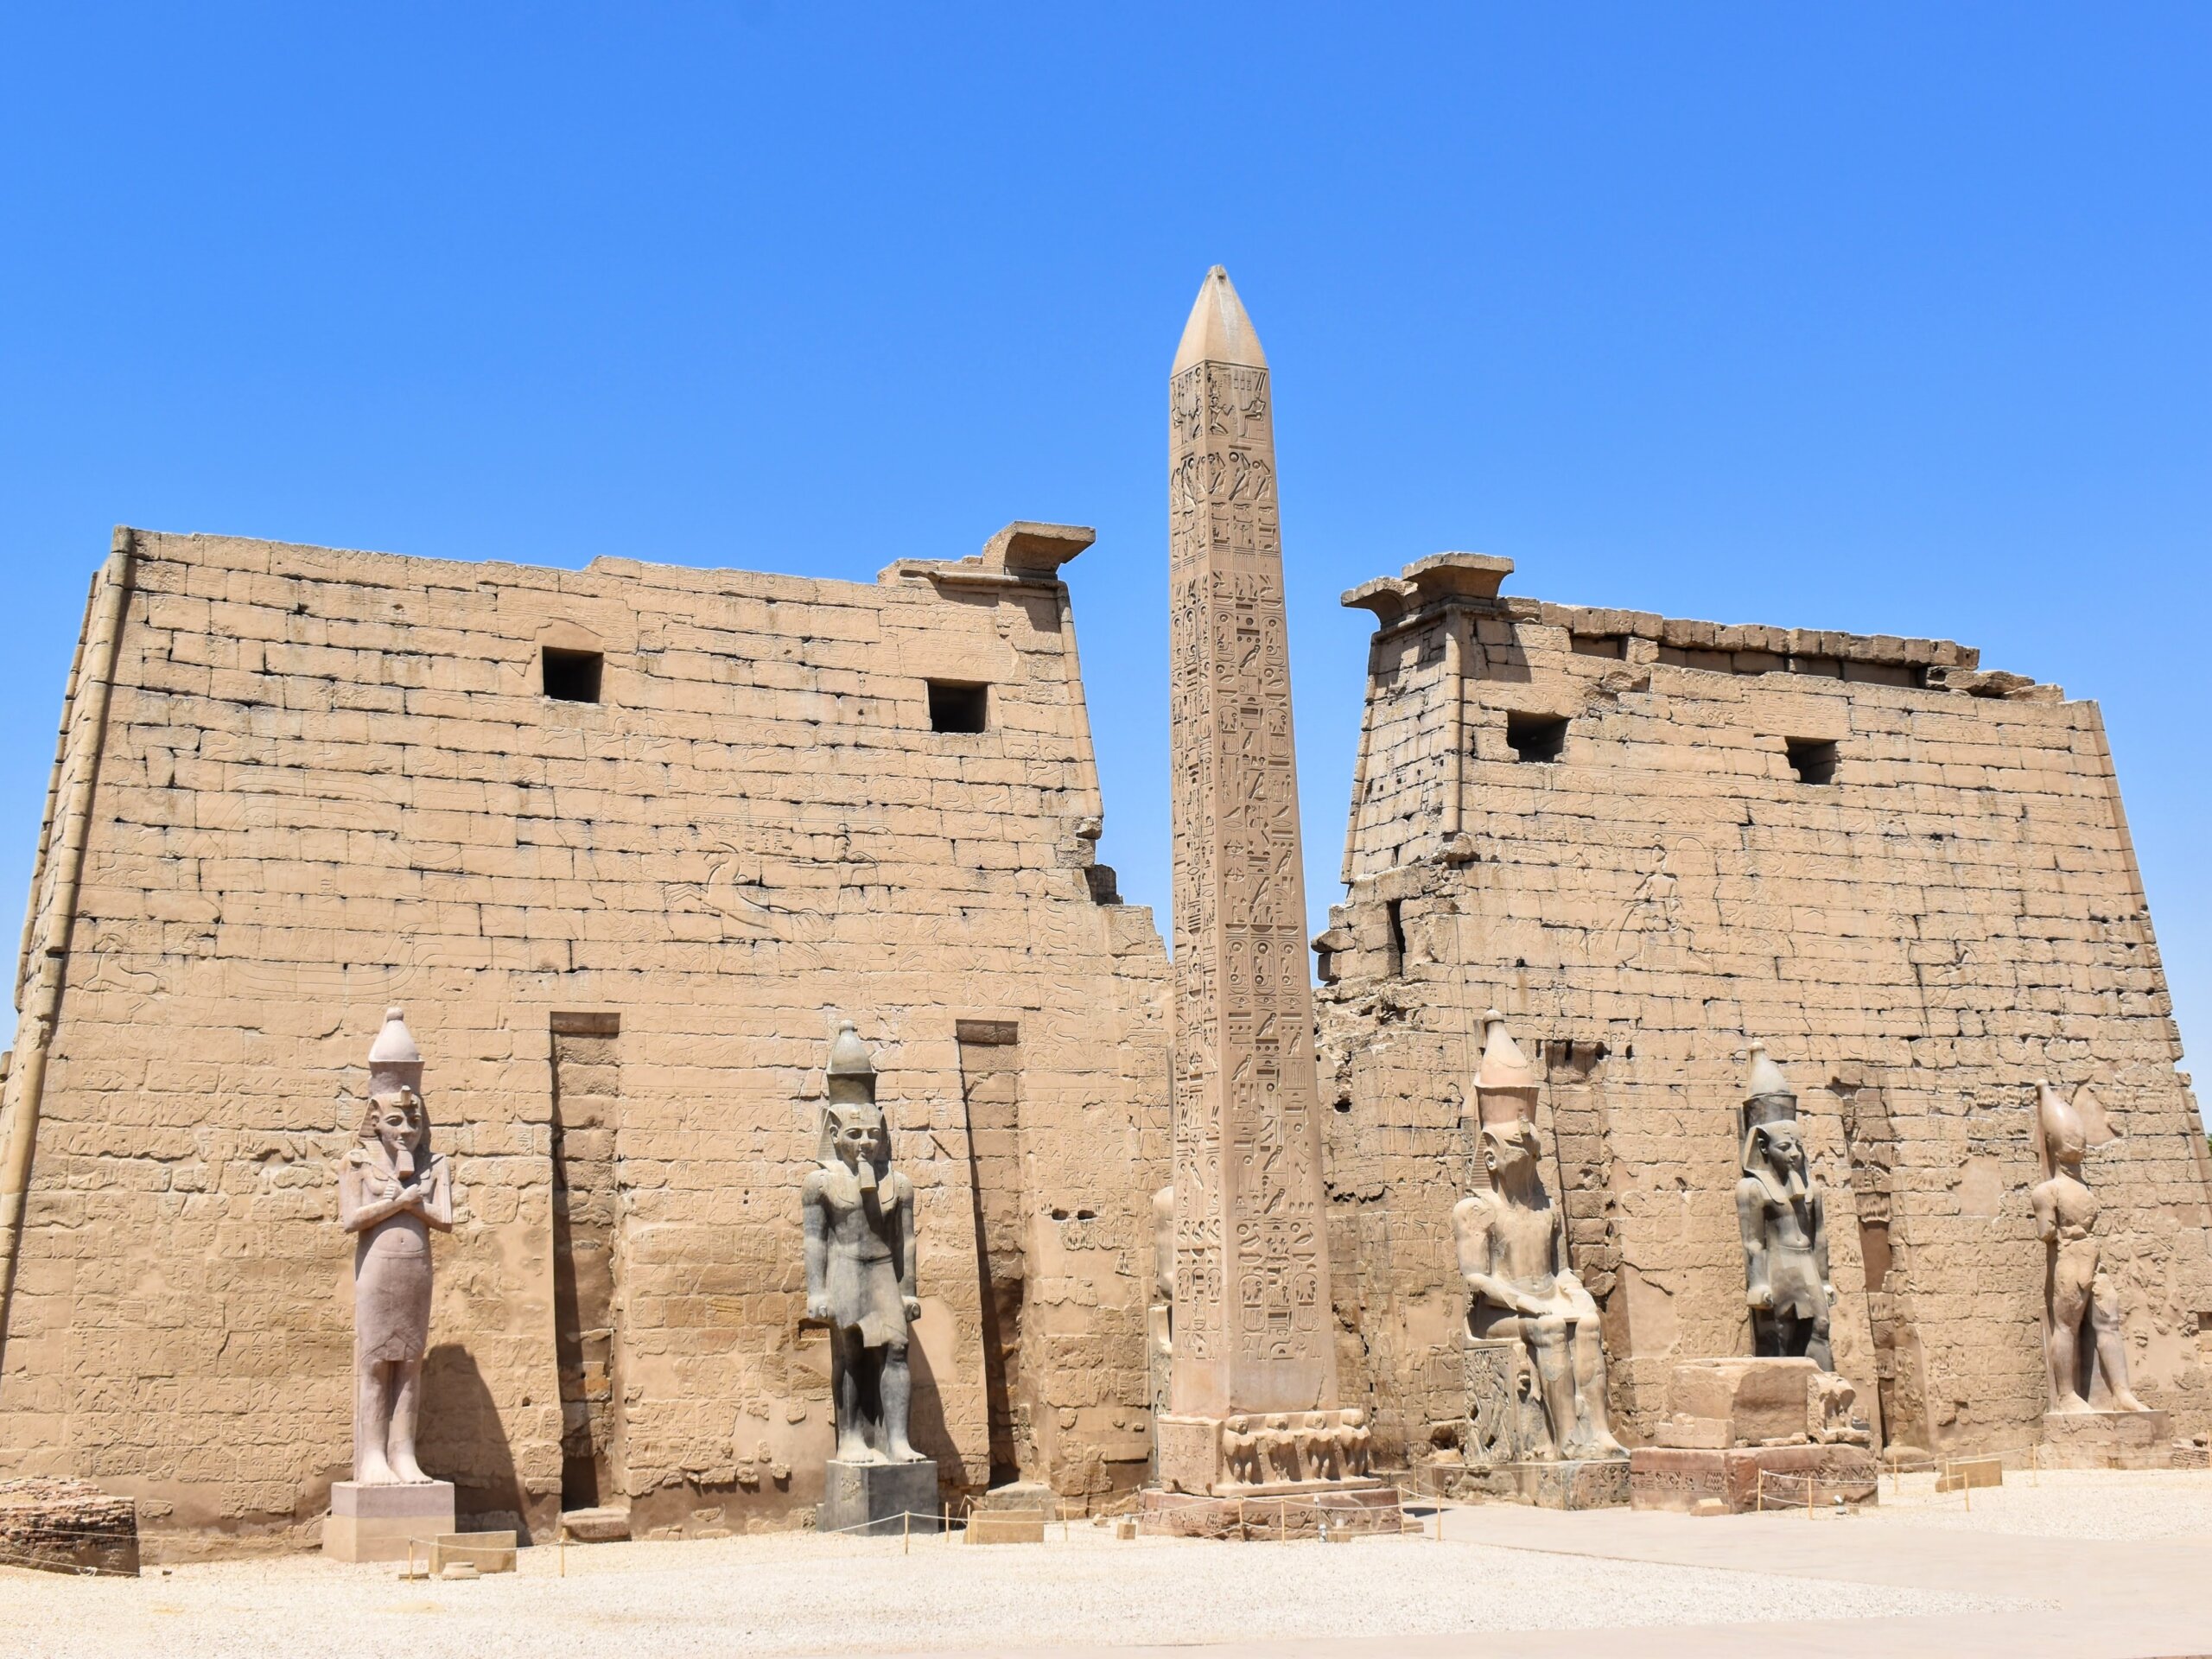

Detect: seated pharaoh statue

[1452,1011,1624,1461]
[2031,1079,2148,1414]
[1735,1043,1835,1370]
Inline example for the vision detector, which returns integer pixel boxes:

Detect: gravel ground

[0,1519,2031,1659]
[1859,1466,2212,1541]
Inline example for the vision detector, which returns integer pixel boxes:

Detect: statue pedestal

[1630,1445,1878,1514]
[1519,1455,1630,1510]
[323,1480,455,1563]
[1451,1335,1630,1510]
[2041,1409,2172,1470]
[817,1459,939,1538]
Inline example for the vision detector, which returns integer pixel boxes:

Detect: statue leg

[386,1358,428,1482]
[1570,1320,1625,1454]
[881,1341,918,1461]
[1529,1314,1578,1457]
[1750,1309,1781,1357]
[1804,1312,1835,1373]
[2089,1274,2146,1411]
[2048,1282,2091,1411]
[832,1329,876,1462]
[356,1360,397,1485]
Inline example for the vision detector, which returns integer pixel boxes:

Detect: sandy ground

[1859,1465,2212,1539]
[0,1492,2051,1659]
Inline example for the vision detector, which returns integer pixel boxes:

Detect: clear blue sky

[3,6,2206,1081]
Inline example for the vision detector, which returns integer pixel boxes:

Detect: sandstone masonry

[0,524,1169,1549]
[1314,554,2212,1468]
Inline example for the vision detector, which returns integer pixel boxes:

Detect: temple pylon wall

[1313,555,2212,1465]
[0,524,1170,1550]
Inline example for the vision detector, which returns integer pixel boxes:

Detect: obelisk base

[324,1480,455,1562]
[1146,1411,1399,1536]
[1139,1481,1402,1539]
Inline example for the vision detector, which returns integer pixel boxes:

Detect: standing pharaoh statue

[1453,1011,1624,1460]
[2031,1080,2147,1414]
[1735,1043,1834,1370]
[338,1007,454,1486]
[803,1022,924,1465]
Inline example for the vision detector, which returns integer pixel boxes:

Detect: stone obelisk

[1157,268,1350,1508]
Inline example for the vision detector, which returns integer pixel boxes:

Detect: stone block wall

[1316,557,2212,1464]
[0,526,1169,1550]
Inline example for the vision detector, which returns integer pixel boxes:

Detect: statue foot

[2111,1390,2149,1413]
[390,1458,429,1484]
[2051,1393,2094,1414]
[1587,1432,1627,1458]
[357,1458,398,1486]
[887,1440,922,1464]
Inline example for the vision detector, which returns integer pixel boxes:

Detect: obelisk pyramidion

[1162,267,1340,1487]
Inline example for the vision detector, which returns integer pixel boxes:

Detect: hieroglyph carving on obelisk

[1167,267,1338,1424]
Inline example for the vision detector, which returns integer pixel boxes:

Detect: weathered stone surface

[0,1477,139,1576]
[0,523,1171,1544]
[558,1506,630,1541]
[1629,1445,1878,1514]
[429,1529,517,1574]
[1136,1484,1402,1539]
[2040,1408,2174,1469]
[1666,1357,1824,1446]
[1318,556,2212,1467]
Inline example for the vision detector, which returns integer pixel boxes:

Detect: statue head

[1748,1121,1809,1199]
[1472,1010,1543,1188]
[821,1101,887,1173]
[1480,1120,1544,1185]
[1741,1041,1808,1200]
[358,1007,429,1174]
[359,1089,429,1173]
[817,1021,891,1173]
[825,1020,877,1106]
[2037,1079,2088,1172]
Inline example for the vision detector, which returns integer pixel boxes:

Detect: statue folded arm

[340,1160,420,1234]
[1454,1194,1541,1318]
[416,1156,454,1232]
[894,1173,920,1322]
[801,1169,830,1320]
[2031,1179,2059,1244]
[1808,1187,1830,1300]
[1735,1177,1773,1308]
